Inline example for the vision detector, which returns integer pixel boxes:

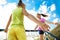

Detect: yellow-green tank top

[11,7,24,26]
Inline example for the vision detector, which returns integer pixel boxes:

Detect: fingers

[42,24,50,31]
[53,22,58,25]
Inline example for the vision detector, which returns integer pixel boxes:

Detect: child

[35,13,56,40]
[4,0,49,40]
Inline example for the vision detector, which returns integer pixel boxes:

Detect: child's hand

[54,22,58,25]
[4,29,8,33]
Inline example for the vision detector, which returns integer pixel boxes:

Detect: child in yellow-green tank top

[8,7,26,40]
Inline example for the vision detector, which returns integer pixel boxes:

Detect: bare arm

[4,14,12,33]
[22,8,48,29]
[45,20,55,24]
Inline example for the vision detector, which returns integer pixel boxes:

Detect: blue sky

[0,0,60,30]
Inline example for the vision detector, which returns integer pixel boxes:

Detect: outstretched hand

[42,23,50,31]
[53,22,58,25]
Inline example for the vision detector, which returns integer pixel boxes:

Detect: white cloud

[42,1,46,5]
[53,18,59,22]
[0,3,16,29]
[52,13,56,17]
[50,4,56,11]
[38,5,47,13]
[24,9,37,30]
[24,16,37,30]
[3,3,16,13]
[33,7,35,11]
[38,4,51,20]
[38,1,48,13]
[0,0,7,5]
[26,9,37,16]
[0,6,3,13]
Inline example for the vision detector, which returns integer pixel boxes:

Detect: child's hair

[37,13,48,17]
[18,0,22,6]
[40,14,48,17]
[18,0,25,6]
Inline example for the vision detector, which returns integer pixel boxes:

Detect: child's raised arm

[22,8,49,30]
[45,20,57,25]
